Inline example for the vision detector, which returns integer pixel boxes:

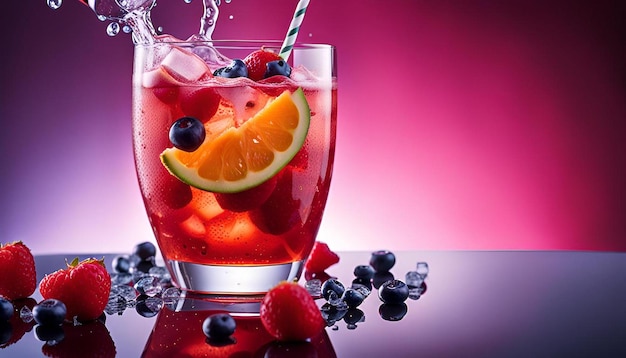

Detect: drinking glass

[132,40,336,295]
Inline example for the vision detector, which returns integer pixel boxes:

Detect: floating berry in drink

[169,117,206,152]
[369,250,396,273]
[214,59,248,78]
[243,49,284,81]
[265,60,292,78]
[181,88,221,123]
[202,313,236,341]
[214,176,277,212]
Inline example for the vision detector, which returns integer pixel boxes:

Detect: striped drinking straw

[279,0,311,61]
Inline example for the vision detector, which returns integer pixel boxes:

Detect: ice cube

[134,276,163,297]
[305,279,322,298]
[19,306,33,323]
[105,295,127,315]
[144,297,164,312]
[405,271,424,288]
[110,272,133,286]
[161,46,210,82]
[162,287,181,306]
[416,262,429,278]
[110,284,138,301]
[148,266,170,281]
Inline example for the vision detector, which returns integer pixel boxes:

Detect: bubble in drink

[47,0,62,10]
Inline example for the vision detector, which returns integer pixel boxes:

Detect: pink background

[1,0,625,254]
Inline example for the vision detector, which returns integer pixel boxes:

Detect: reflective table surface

[2,251,625,357]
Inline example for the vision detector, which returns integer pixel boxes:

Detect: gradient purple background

[1,0,625,254]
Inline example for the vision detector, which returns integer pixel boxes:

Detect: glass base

[166,259,304,295]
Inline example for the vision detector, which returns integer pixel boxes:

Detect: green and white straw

[279,0,310,61]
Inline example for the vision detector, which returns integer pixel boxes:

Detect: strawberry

[41,320,116,358]
[0,241,37,300]
[39,258,111,322]
[260,281,325,341]
[304,242,339,273]
[243,49,283,81]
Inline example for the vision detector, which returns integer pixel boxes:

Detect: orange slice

[160,88,310,193]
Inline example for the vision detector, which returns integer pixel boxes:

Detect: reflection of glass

[132,41,337,295]
[141,296,337,357]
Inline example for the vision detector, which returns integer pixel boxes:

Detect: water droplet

[225,0,232,3]
[122,25,132,33]
[157,26,164,34]
[229,15,234,20]
[97,15,107,22]
[47,0,62,10]
[184,0,192,3]
[309,33,313,37]
[107,22,120,36]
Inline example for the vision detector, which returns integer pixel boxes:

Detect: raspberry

[260,282,325,341]
[304,242,340,273]
[0,241,37,300]
[39,258,111,322]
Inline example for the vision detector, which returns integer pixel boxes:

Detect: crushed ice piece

[405,271,424,288]
[416,262,429,278]
[111,272,133,286]
[110,284,138,301]
[161,46,210,82]
[351,284,371,298]
[327,291,342,306]
[134,276,163,297]
[19,306,33,323]
[148,266,170,281]
[132,269,147,282]
[105,295,127,315]
[161,287,181,305]
[305,279,322,298]
[409,287,422,300]
[144,297,164,312]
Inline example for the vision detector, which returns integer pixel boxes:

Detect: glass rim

[134,39,334,49]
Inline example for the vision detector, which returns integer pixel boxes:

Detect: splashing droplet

[122,25,132,33]
[184,0,192,3]
[97,15,107,22]
[157,26,164,34]
[229,15,234,20]
[47,0,62,10]
[225,0,232,3]
[107,22,120,36]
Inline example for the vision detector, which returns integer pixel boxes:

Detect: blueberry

[264,60,291,78]
[352,277,372,291]
[353,265,375,280]
[343,308,364,329]
[378,280,409,304]
[0,322,11,345]
[112,255,131,273]
[321,279,345,301]
[213,59,248,78]
[341,289,365,308]
[372,271,394,289]
[379,303,408,321]
[169,117,206,152]
[0,298,13,322]
[202,313,236,340]
[369,250,396,272]
[33,299,67,326]
[34,324,65,342]
[132,241,157,262]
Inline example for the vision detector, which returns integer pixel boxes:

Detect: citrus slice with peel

[161,88,310,193]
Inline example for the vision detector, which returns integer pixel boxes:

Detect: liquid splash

[48,0,225,44]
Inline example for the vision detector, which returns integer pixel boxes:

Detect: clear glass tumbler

[132,40,336,295]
